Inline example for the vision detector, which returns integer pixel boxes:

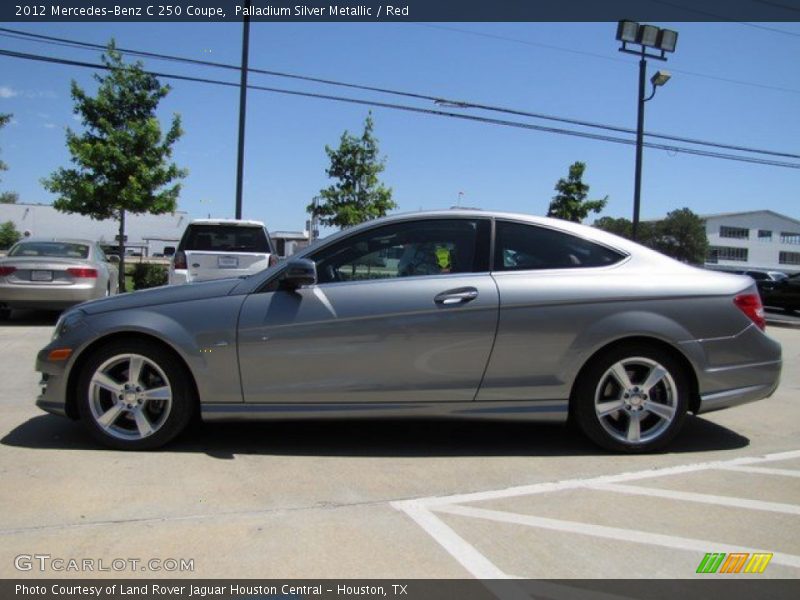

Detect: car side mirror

[281,258,317,289]
[108,255,120,264]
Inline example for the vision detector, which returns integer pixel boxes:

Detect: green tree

[42,42,185,291]
[0,220,21,250]
[0,113,9,178]
[547,161,608,223]
[648,207,708,264]
[308,113,396,229]
[593,216,633,239]
[1,113,16,202]
[594,208,707,264]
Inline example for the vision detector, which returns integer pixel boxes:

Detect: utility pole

[632,53,646,242]
[615,21,678,241]
[234,0,251,220]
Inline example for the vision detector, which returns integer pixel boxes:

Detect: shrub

[131,263,168,290]
[0,220,21,250]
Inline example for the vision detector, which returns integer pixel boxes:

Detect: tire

[572,343,689,453]
[76,339,195,450]
[0,308,10,321]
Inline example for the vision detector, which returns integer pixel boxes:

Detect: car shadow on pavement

[2,414,750,458]
[0,309,60,326]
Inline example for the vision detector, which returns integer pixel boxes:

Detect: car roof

[189,219,265,227]
[311,209,644,255]
[14,238,95,245]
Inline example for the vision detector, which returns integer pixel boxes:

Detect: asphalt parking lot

[0,311,798,579]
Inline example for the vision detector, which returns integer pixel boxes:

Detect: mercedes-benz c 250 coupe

[35,210,782,452]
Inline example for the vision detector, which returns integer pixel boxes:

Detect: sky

[0,20,798,233]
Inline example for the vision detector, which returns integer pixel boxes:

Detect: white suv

[168,219,276,285]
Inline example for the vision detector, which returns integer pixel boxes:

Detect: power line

[419,23,800,96]
[1,26,798,161]
[749,0,800,13]
[0,46,798,170]
[647,0,800,37]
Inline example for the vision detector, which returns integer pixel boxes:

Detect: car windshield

[182,225,270,252]
[9,242,90,259]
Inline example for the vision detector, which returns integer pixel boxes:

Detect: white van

[168,219,276,285]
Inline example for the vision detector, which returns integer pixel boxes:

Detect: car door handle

[434,287,479,305]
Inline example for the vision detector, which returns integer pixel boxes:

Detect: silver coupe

[35,211,781,452]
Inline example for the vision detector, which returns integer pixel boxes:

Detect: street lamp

[616,20,678,241]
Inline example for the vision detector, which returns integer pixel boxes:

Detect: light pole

[616,21,678,241]
[234,0,251,220]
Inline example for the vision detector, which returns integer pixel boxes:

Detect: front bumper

[35,361,71,417]
[34,312,96,419]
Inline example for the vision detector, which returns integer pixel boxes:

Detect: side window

[312,219,490,285]
[494,221,625,271]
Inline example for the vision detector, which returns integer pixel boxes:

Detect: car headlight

[52,310,86,341]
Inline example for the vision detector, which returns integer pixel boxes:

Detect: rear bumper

[698,379,780,414]
[692,324,782,415]
[0,283,97,310]
[168,269,188,285]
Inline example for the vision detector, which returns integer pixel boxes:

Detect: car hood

[78,278,242,315]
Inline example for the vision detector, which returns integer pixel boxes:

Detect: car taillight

[67,268,98,278]
[173,251,187,270]
[0,266,16,276]
[734,293,766,331]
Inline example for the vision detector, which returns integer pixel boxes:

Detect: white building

[1,202,314,258]
[0,202,189,256]
[704,210,800,273]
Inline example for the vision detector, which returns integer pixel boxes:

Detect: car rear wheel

[573,344,689,453]
[76,339,194,450]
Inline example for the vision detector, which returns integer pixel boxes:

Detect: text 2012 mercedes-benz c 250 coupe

[35,211,782,452]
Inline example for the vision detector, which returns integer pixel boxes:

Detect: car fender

[69,295,245,405]
[560,308,705,390]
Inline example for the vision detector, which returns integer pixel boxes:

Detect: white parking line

[589,482,800,515]
[396,501,507,579]
[434,504,800,569]
[393,449,800,579]
[413,449,800,507]
[717,465,800,478]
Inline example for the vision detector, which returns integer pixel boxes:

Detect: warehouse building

[0,202,312,258]
[704,210,800,273]
[0,202,188,256]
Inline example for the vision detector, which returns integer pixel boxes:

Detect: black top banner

[3,0,800,22]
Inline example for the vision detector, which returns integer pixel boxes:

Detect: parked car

[36,211,781,452]
[0,239,119,319]
[168,219,276,285]
[741,269,788,284]
[755,271,800,313]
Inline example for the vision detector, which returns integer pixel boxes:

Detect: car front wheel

[573,344,689,453]
[77,339,194,450]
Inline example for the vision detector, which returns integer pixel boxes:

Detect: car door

[237,218,498,403]
[478,219,628,403]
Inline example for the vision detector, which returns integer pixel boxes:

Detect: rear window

[494,221,625,271]
[180,225,271,253]
[9,242,90,259]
